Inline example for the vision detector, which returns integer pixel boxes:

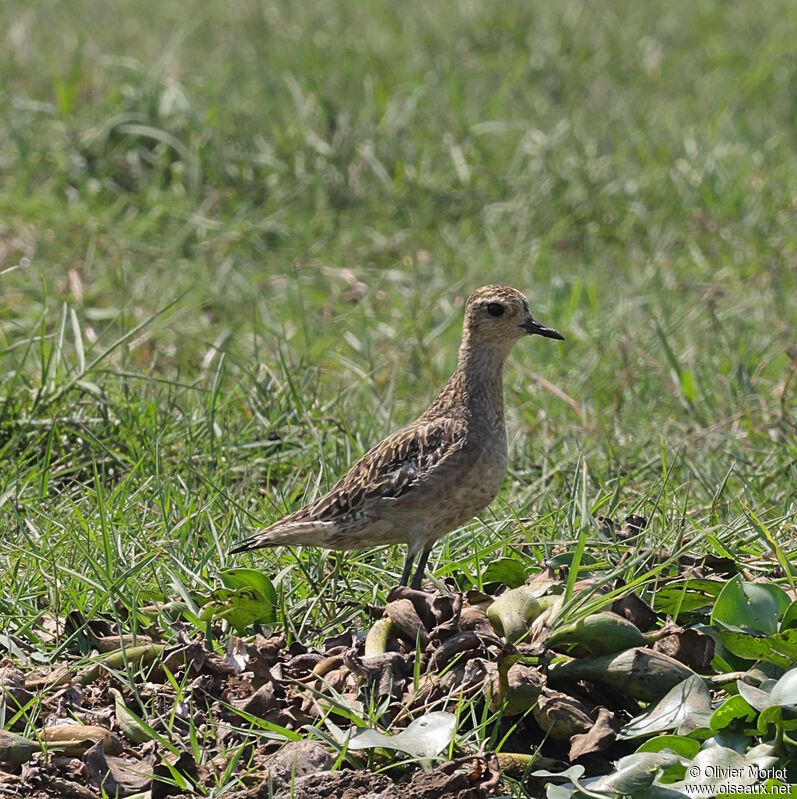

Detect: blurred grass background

[0,0,795,635]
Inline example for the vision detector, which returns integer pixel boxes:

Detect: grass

[1,0,796,794]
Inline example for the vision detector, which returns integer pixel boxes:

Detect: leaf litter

[0,532,796,798]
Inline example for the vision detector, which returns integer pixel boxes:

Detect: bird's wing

[306,415,466,521]
[230,416,465,552]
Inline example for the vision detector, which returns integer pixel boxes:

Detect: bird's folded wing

[303,416,465,522]
[229,417,465,552]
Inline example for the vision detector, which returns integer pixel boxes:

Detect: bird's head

[462,285,563,359]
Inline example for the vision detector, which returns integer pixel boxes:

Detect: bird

[231,284,564,589]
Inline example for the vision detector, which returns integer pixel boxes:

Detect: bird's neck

[458,348,506,420]
[426,334,508,422]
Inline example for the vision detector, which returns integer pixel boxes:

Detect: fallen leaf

[569,707,620,759]
[652,627,714,671]
[611,591,657,631]
[327,711,456,758]
[262,740,333,785]
[151,751,198,799]
[384,598,430,648]
[533,688,594,741]
[109,688,152,745]
[620,675,712,738]
[84,739,153,797]
[24,662,73,691]
[0,730,39,767]
[42,724,124,756]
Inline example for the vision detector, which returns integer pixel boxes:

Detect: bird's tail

[229,519,329,554]
[228,533,276,554]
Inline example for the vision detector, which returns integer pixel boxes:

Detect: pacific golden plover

[231,285,564,588]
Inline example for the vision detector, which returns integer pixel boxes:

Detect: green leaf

[707,629,750,673]
[737,680,773,712]
[635,734,701,759]
[199,586,274,633]
[710,694,757,731]
[709,728,751,753]
[757,705,783,736]
[545,786,576,799]
[481,558,527,588]
[680,370,696,402]
[533,765,586,781]
[711,575,790,635]
[546,551,598,570]
[780,600,797,631]
[714,628,797,668]
[769,667,797,706]
[591,752,683,794]
[109,687,157,745]
[219,568,277,607]
[746,742,779,772]
[533,766,594,799]
[487,587,557,643]
[535,766,594,799]
[652,579,725,615]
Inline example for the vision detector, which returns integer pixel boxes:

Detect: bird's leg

[410,546,432,590]
[399,550,416,587]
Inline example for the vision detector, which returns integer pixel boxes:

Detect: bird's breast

[459,425,508,507]
[413,422,506,529]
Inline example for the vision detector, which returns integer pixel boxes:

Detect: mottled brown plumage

[231,285,563,588]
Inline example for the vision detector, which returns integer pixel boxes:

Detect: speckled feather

[231,285,563,578]
[311,417,464,520]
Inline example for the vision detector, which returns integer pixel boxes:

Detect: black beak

[522,316,565,340]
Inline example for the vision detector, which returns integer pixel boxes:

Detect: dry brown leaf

[24,663,74,691]
[91,634,153,653]
[387,586,457,630]
[233,682,278,719]
[384,598,430,647]
[84,739,153,797]
[402,754,501,798]
[1,664,34,706]
[42,725,123,756]
[267,769,393,799]
[611,591,657,631]
[532,687,594,741]
[569,707,620,760]
[458,605,495,637]
[653,627,715,671]
[151,751,199,799]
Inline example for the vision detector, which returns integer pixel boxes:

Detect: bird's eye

[486,303,505,317]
